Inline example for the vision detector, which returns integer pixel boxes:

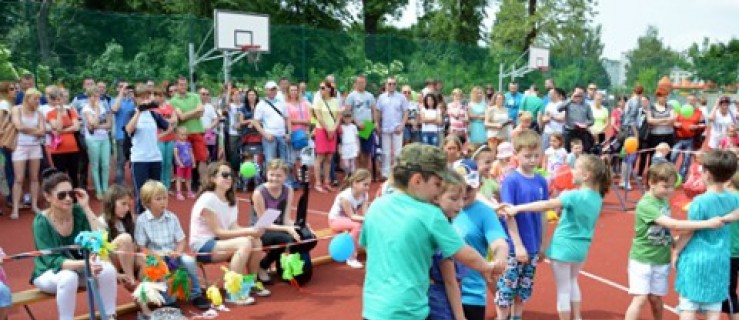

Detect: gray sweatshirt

[559,100,594,131]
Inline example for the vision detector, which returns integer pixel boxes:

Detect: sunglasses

[320,86,327,90]
[220,172,233,179]
[588,87,596,90]
[56,190,76,201]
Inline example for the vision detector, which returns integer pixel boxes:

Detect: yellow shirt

[312,96,340,130]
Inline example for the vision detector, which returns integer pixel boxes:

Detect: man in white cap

[253,81,292,172]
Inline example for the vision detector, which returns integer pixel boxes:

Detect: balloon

[619,147,626,159]
[681,104,695,118]
[675,174,683,188]
[668,99,681,111]
[624,137,639,154]
[546,210,559,221]
[240,162,257,179]
[329,233,355,262]
[552,165,576,191]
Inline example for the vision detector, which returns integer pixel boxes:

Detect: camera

[126,84,135,90]
[138,101,158,111]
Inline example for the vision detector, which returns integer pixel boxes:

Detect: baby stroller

[239,132,264,192]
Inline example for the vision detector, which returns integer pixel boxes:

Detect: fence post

[301,25,306,81]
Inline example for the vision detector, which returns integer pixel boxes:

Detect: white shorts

[628,259,670,296]
[12,144,43,161]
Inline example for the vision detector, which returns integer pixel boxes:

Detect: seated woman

[251,159,300,284]
[94,184,138,291]
[31,169,117,320]
[190,162,269,296]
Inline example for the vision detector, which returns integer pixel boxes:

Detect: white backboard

[528,47,550,70]
[214,10,270,52]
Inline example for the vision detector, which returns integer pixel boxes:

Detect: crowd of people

[0,71,738,320]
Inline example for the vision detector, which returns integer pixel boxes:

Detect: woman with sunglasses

[31,168,117,320]
[189,163,267,297]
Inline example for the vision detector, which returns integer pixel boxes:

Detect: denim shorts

[195,238,218,263]
[678,297,723,313]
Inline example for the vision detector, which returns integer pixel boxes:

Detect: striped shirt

[134,209,185,254]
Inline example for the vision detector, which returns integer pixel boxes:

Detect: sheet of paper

[254,209,282,228]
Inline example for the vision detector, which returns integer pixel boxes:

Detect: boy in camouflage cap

[361,143,503,320]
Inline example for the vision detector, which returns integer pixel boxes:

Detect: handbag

[291,129,309,149]
[0,119,17,151]
[65,109,87,152]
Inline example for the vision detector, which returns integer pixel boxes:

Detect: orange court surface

[0,180,693,319]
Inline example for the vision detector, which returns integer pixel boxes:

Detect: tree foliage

[687,38,739,87]
[624,25,684,88]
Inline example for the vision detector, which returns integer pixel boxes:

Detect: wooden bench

[12,288,137,320]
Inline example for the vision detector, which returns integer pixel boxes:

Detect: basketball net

[240,44,262,70]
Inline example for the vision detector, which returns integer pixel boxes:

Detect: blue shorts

[196,238,218,263]
[678,297,723,313]
[0,282,10,308]
[360,132,376,154]
[494,253,539,307]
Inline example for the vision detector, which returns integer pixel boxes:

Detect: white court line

[237,197,329,215]
[544,259,678,315]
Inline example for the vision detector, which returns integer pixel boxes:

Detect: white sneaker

[254,287,271,297]
[347,258,364,269]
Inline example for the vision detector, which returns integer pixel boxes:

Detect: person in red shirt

[670,95,705,178]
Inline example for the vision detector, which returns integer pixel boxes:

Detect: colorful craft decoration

[221,267,256,305]
[167,266,191,302]
[74,231,116,260]
[132,282,166,306]
[206,285,229,311]
[280,253,305,280]
[142,254,170,282]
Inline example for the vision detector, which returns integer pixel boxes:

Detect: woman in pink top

[286,84,311,173]
[446,88,468,143]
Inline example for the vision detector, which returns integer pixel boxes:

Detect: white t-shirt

[227,104,242,135]
[254,98,288,137]
[543,101,565,134]
[81,104,111,140]
[189,191,239,252]
[421,108,439,132]
[96,215,126,234]
[0,100,11,113]
[201,103,218,132]
[328,188,367,220]
[709,110,735,149]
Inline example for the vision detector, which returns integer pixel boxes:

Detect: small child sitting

[651,142,671,166]
[134,180,210,317]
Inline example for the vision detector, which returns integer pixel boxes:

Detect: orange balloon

[552,165,576,191]
[624,137,639,154]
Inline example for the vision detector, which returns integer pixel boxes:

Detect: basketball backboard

[214,10,270,52]
[528,47,550,71]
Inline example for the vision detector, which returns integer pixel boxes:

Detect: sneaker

[226,296,256,306]
[187,191,196,199]
[176,192,185,201]
[253,284,271,297]
[191,296,211,310]
[346,258,364,269]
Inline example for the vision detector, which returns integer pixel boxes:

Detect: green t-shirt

[360,193,465,320]
[31,205,92,282]
[169,92,204,133]
[731,192,739,257]
[545,188,603,262]
[629,193,673,265]
[520,95,544,123]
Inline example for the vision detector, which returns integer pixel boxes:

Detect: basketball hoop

[240,44,262,68]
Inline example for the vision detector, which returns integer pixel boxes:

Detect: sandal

[314,184,327,193]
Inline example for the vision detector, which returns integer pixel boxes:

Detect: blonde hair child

[328,169,372,268]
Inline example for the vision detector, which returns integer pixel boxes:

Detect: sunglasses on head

[220,172,232,179]
[56,190,76,201]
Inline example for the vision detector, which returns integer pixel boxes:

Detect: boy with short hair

[566,138,583,168]
[496,129,549,320]
[134,180,210,316]
[624,162,724,320]
[361,143,503,320]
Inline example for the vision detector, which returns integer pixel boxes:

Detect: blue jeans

[2,147,13,201]
[115,140,127,185]
[262,136,295,184]
[670,138,694,178]
[158,141,174,190]
[131,161,162,214]
[421,132,439,146]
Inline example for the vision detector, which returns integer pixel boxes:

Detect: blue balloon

[329,233,355,262]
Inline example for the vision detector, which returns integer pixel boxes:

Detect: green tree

[625,25,683,87]
[420,0,489,45]
[687,38,739,87]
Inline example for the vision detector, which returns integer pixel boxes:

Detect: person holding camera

[111,82,136,186]
[125,85,169,214]
[559,87,595,153]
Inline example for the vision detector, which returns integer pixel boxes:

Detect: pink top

[719,136,739,149]
[611,108,622,131]
[155,103,175,142]
[447,102,467,133]
[287,100,311,131]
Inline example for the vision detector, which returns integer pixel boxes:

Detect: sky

[392,0,738,60]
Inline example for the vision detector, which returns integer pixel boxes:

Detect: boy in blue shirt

[452,159,509,320]
[496,129,549,320]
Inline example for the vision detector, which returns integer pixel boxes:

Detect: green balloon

[668,99,681,113]
[681,104,695,117]
[240,161,257,178]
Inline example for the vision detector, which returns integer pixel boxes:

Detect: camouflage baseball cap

[396,143,453,181]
